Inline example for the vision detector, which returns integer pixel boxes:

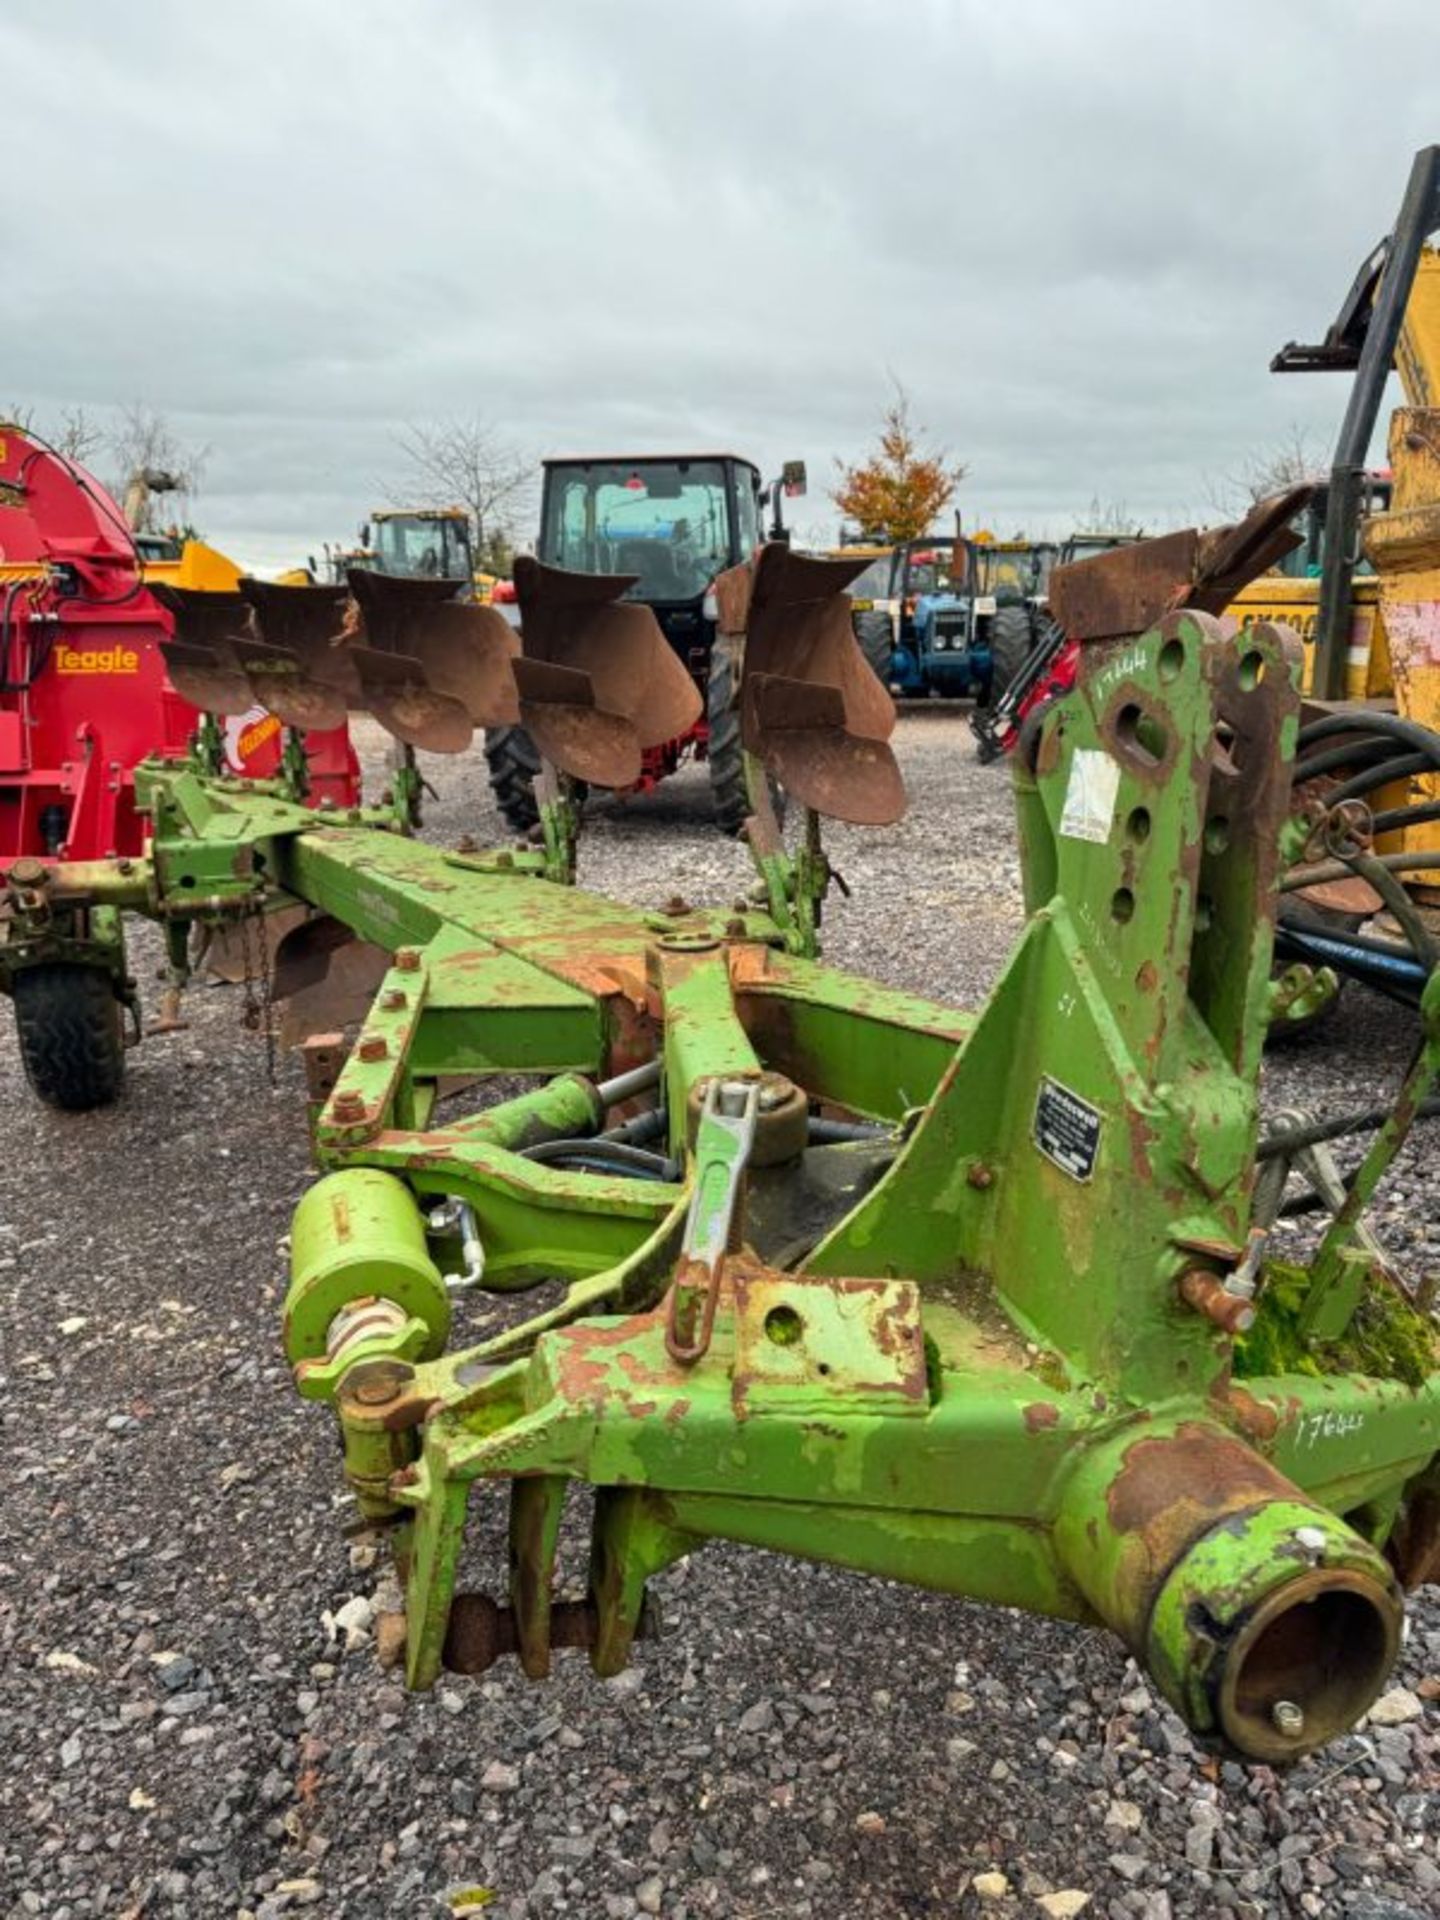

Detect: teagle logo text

[56,643,140,675]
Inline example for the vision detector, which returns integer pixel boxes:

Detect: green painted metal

[6,604,1439,1763]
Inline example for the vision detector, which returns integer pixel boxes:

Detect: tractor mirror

[781,460,807,498]
[358,522,371,548]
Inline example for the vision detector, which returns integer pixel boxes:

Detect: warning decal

[1058,747,1120,844]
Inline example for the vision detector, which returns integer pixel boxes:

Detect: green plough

[3,535,1438,1763]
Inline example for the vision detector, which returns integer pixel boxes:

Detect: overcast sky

[5,1,1438,570]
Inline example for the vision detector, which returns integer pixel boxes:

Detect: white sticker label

[1059,748,1121,844]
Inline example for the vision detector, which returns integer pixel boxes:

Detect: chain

[237,906,277,1086]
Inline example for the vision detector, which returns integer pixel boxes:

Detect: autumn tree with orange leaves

[832,388,967,543]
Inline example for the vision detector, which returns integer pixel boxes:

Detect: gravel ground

[1,709,1437,1920]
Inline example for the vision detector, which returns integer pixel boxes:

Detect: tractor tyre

[986,604,1038,710]
[706,632,787,837]
[853,609,894,682]
[706,630,750,836]
[12,963,126,1110]
[484,725,541,833]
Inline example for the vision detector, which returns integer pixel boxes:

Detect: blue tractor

[845,536,1059,704]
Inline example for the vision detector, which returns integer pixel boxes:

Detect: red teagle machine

[0,424,358,861]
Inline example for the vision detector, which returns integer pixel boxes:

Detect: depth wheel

[13,963,126,1110]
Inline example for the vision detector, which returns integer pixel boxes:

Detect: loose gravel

[1,710,1436,1920]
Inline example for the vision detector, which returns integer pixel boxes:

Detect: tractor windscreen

[542,461,733,601]
[975,545,1055,600]
[903,545,963,595]
[845,554,894,601]
[373,516,471,580]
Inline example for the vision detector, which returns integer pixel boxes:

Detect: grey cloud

[3,0,1436,568]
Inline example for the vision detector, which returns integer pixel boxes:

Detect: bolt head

[1271,1699,1305,1737]
[395,948,421,973]
[357,1035,388,1063]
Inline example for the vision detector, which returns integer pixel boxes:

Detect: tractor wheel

[484,725,541,832]
[706,632,786,837]
[986,604,1038,709]
[12,963,126,1110]
[706,630,750,836]
[853,609,893,682]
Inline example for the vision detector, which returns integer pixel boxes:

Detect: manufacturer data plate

[1033,1075,1102,1182]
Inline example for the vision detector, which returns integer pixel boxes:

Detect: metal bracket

[665,1078,759,1364]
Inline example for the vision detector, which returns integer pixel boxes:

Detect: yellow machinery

[1228,243,1440,717]
[1224,151,1440,903]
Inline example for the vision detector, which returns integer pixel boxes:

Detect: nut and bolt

[967,1163,995,1190]
[381,989,407,1012]
[395,947,421,973]
[757,1074,796,1113]
[1271,1699,1305,1738]
[348,1371,404,1408]
[495,851,514,869]
[357,1035,388,1063]
[664,895,690,917]
[332,1090,366,1124]
[455,834,478,853]
[725,916,748,938]
[1179,1268,1256,1335]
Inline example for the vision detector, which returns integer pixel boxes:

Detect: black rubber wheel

[853,608,894,682]
[13,963,125,1110]
[986,604,1037,709]
[484,724,541,832]
[706,630,750,836]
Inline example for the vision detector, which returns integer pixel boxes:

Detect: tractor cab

[486,451,785,836]
[971,539,1059,612]
[362,508,474,583]
[536,453,763,660]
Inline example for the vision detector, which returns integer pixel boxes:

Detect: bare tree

[107,403,208,531]
[54,407,104,465]
[394,416,533,569]
[1208,425,1325,517]
[1078,494,1144,537]
[3,402,103,466]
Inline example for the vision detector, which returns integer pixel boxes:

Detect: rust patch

[1106,1422,1285,1540]
[1023,1402,1061,1431]
[1225,1384,1280,1444]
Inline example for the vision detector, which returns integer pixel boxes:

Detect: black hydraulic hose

[599,1107,667,1147]
[1258,1096,1440,1160]
[1281,850,1440,891]
[1324,751,1432,804]
[1297,710,1440,772]
[522,1137,681,1181]
[1372,797,1440,835]
[1338,849,1440,971]
[1292,738,1401,784]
